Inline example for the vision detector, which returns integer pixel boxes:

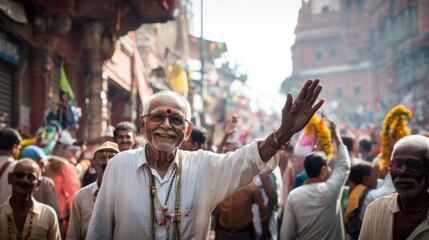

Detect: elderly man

[21,145,62,220]
[360,135,429,239]
[66,141,119,240]
[0,158,61,239]
[87,79,323,239]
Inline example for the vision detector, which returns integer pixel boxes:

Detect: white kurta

[86,141,279,240]
[280,145,350,240]
[67,182,98,240]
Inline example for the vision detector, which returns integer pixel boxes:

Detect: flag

[59,65,81,128]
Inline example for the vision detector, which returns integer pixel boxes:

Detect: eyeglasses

[143,113,189,128]
[388,159,428,172]
[13,171,38,181]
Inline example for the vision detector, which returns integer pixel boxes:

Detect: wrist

[272,130,291,150]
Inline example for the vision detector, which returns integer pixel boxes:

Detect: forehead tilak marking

[166,109,171,114]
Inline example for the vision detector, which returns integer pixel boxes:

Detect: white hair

[392,135,429,161]
[142,91,192,121]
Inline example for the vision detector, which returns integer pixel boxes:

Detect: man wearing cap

[66,141,119,240]
[21,145,62,221]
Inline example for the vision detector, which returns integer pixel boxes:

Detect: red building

[282,0,429,127]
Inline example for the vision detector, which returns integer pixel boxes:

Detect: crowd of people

[1,79,429,239]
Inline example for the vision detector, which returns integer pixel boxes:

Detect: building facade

[282,0,429,127]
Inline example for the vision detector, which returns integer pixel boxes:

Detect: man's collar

[137,145,180,171]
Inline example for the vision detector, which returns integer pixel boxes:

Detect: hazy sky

[191,0,302,113]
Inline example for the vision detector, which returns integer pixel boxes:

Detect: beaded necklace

[7,211,34,240]
[145,146,182,240]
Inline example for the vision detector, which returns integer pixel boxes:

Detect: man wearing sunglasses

[0,158,61,239]
[360,135,429,239]
[87,79,324,240]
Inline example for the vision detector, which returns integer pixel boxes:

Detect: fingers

[309,85,322,105]
[309,99,324,116]
[306,79,320,100]
[284,92,293,112]
[296,79,313,100]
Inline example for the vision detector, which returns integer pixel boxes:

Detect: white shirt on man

[280,146,350,240]
[67,181,99,240]
[0,156,16,204]
[87,141,279,239]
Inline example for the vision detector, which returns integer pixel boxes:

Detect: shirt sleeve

[66,194,82,240]
[324,145,351,198]
[47,206,62,240]
[280,195,298,239]
[202,140,280,209]
[43,178,62,219]
[86,162,116,239]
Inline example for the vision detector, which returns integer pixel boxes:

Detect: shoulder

[75,182,96,197]
[40,176,54,185]
[367,193,396,210]
[108,148,143,166]
[34,199,57,218]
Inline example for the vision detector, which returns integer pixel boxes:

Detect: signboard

[0,31,23,66]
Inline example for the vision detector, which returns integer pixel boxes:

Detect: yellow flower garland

[378,104,412,170]
[315,117,333,160]
[302,114,333,159]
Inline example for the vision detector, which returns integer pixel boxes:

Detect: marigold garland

[303,114,318,136]
[302,114,333,159]
[378,104,412,170]
[315,116,333,160]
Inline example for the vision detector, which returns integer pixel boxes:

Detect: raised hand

[224,115,238,137]
[278,79,324,141]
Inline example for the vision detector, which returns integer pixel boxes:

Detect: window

[335,88,343,98]
[353,86,361,96]
[328,42,337,59]
[315,45,323,60]
[322,6,329,14]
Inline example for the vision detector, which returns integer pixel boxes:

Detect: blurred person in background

[21,145,61,222]
[180,128,207,151]
[0,128,21,204]
[113,121,137,152]
[67,141,119,240]
[280,122,350,240]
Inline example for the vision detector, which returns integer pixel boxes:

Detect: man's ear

[34,179,41,190]
[138,115,145,134]
[184,122,194,140]
[362,175,369,186]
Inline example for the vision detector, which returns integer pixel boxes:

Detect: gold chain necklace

[7,211,34,240]
[146,146,182,240]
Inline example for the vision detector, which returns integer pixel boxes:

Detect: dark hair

[348,162,372,184]
[113,121,136,138]
[342,136,354,152]
[285,143,294,153]
[0,128,22,150]
[359,138,372,152]
[190,128,206,146]
[304,152,327,178]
